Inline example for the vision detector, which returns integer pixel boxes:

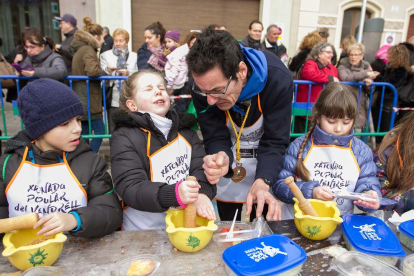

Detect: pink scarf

[375,45,391,64]
[147,45,165,71]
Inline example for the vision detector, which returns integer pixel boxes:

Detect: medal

[226,104,251,184]
[232,163,246,183]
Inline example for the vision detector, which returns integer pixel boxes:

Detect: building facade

[1,0,413,63]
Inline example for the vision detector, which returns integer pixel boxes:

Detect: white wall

[95,0,132,50]
[59,0,96,35]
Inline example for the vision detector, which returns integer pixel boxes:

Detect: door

[131,0,260,50]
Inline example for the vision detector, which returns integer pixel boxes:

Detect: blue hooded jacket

[273,125,381,212]
[191,47,293,183]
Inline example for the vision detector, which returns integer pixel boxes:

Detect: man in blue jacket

[187,28,293,221]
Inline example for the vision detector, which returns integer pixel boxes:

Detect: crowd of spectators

[1,15,414,153]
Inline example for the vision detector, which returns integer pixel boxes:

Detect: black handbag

[103,82,115,108]
[397,75,414,105]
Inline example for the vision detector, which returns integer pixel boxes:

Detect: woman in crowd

[100,28,138,133]
[338,35,357,65]
[71,17,106,153]
[294,42,339,134]
[164,31,198,112]
[4,29,28,102]
[372,44,414,143]
[338,43,379,129]
[289,31,322,77]
[137,21,166,72]
[18,27,67,81]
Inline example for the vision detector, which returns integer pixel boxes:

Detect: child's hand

[178,180,201,205]
[34,212,78,236]
[354,190,380,210]
[194,193,216,221]
[313,186,334,201]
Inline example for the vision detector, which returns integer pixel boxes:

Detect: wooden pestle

[284,176,319,217]
[184,176,197,228]
[0,213,39,233]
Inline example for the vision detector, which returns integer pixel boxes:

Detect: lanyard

[226,104,251,162]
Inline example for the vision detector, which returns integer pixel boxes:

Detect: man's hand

[34,212,78,236]
[202,151,229,184]
[246,179,281,221]
[54,44,61,52]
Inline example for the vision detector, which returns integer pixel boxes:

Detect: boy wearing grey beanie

[0,78,122,238]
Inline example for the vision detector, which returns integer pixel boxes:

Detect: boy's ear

[126,100,138,112]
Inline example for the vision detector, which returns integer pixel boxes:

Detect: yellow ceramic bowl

[2,227,67,271]
[293,198,343,240]
[165,208,218,253]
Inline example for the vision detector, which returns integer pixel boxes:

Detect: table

[267,220,343,276]
[0,217,410,275]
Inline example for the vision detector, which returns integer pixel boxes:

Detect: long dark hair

[295,83,358,181]
[145,21,166,44]
[377,112,414,196]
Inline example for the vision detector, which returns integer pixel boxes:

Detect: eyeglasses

[349,53,362,57]
[192,76,233,97]
[321,51,333,54]
[24,45,38,51]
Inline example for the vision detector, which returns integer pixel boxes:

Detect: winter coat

[0,130,123,238]
[241,36,265,51]
[376,66,413,103]
[289,49,311,75]
[338,58,372,82]
[274,125,381,212]
[21,45,67,81]
[371,59,386,79]
[58,27,77,73]
[337,58,372,128]
[71,30,106,120]
[110,111,216,213]
[100,34,114,55]
[296,59,338,103]
[261,39,288,67]
[373,134,414,213]
[137,43,153,70]
[165,43,190,88]
[100,49,138,107]
[191,47,293,185]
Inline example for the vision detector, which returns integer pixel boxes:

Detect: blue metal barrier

[291,80,398,138]
[0,75,127,140]
[0,76,399,141]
